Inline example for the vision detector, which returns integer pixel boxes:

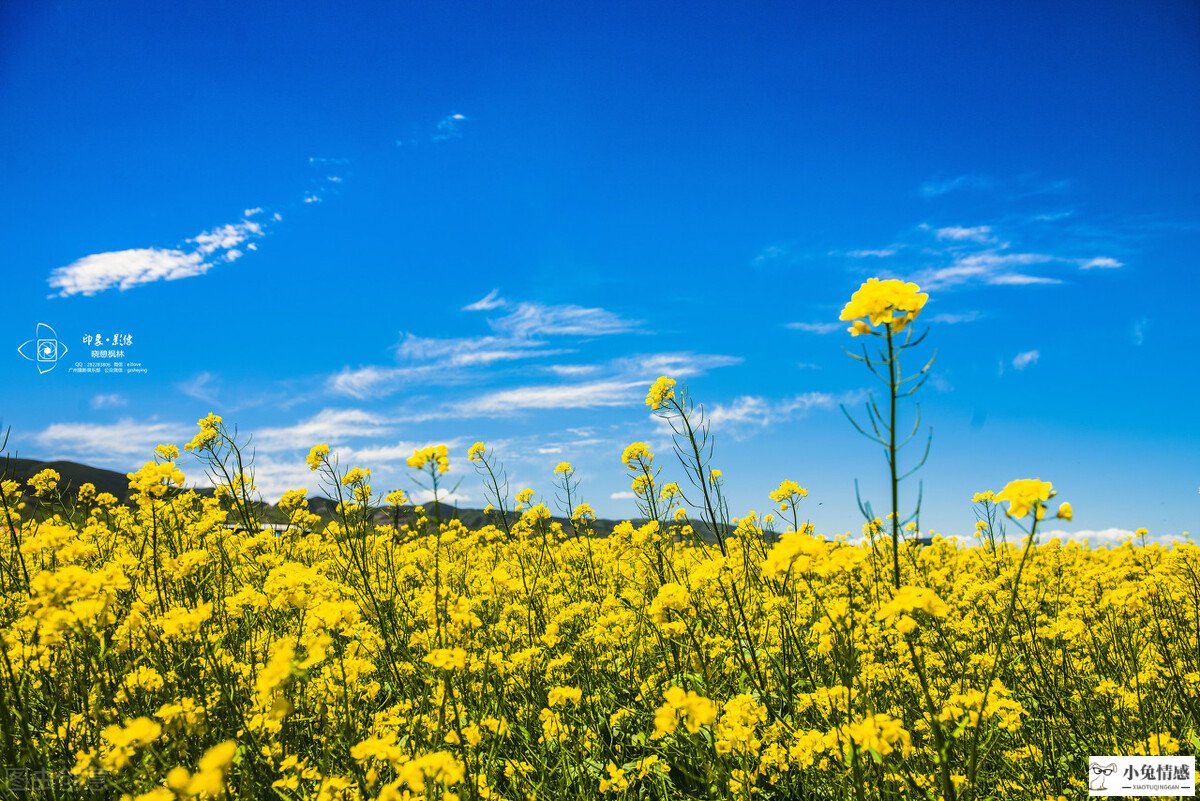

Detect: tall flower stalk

[839,277,935,588]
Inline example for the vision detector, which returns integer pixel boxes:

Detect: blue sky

[2,0,1198,541]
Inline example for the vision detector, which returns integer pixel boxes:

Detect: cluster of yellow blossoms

[839,277,929,335]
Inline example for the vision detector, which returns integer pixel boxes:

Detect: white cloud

[49,213,270,297]
[935,225,994,243]
[1012,350,1040,370]
[328,298,642,400]
[610,491,636,500]
[49,248,207,297]
[1039,528,1137,545]
[623,352,742,378]
[341,437,466,467]
[919,175,992,197]
[190,219,263,255]
[1079,257,1123,269]
[490,301,639,340]
[464,289,506,311]
[706,391,859,431]
[545,364,600,377]
[303,194,321,204]
[988,273,1061,286]
[178,371,219,404]
[450,379,645,418]
[1133,317,1147,346]
[396,333,568,367]
[36,419,188,460]
[928,311,981,324]
[844,248,898,258]
[251,408,391,453]
[786,321,843,335]
[90,393,127,409]
[916,251,1059,290]
[433,113,469,142]
[751,244,791,267]
[327,366,437,400]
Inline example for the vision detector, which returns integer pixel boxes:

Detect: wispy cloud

[1039,527,1142,545]
[433,113,469,142]
[1132,317,1147,346]
[178,372,220,404]
[785,321,844,335]
[927,311,981,324]
[844,248,899,258]
[49,210,273,297]
[250,408,391,453]
[396,352,740,421]
[464,289,505,311]
[919,173,1069,200]
[329,296,641,400]
[1079,256,1123,269]
[35,419,188,461]
[751,244,793,267]
[706,390,864,432]
[919,175,993,198]
[914,251,1062,290]
[1012,350,1040,370]
[934,225,995,243]
[90,393,127,409]
[398,113,471,147]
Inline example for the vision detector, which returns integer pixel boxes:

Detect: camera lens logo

[18,323,69,374]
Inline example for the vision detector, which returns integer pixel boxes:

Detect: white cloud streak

[36,419,189,460]
[786,321,844,335]
[49,214,270,297]
[1012,350,1040,370]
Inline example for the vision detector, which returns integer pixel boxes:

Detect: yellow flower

[184,413,223,451]
[467,441,486,462]
[385,489,408,506]
[1055,502,1073,521]
[621,442,653,469]
[553,461,573,476]
[839,277,928,335]
[168,740,238,797]
[154,443,180,460]
[645,376,676,410]
[994,479,1056,519]
[709,469,722,484]
[341,467,370,486]
[100,717,162,772]
[306,444,330,471]
[547,686,583,707]
[652,687,717,738]
[769,479,808,509]
[127,461,186,499]
[408,444,450,475]
[27,468,60,496]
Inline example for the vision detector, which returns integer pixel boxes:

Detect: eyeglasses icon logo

[18,323,69,374]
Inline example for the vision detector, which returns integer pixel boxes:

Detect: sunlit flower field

[1,280,1195,801]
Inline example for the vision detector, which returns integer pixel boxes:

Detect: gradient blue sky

[3,0,1198,541]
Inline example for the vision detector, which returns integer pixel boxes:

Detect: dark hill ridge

[3,457,712,539]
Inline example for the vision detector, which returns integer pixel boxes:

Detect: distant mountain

[1,457,698,539]
[6,457,136,500]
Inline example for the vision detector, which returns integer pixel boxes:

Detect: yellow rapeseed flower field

[0,279,1194,801]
